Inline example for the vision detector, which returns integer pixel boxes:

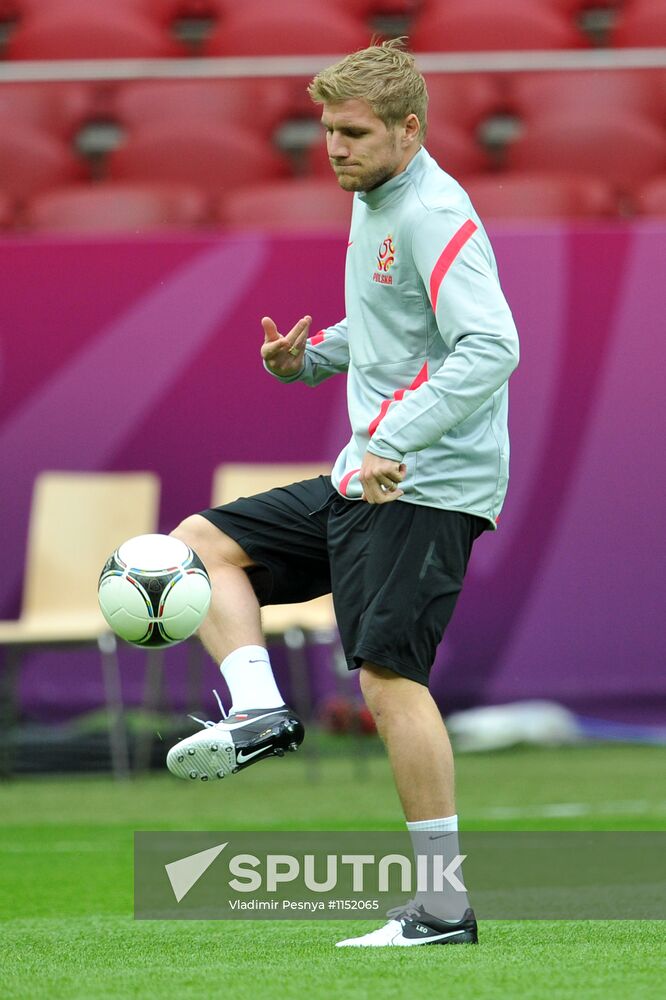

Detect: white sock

[219,645,284,713]
[406,814,469,921]
[407,815,459,833]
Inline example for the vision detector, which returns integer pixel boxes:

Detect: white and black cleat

[336,904,478,947]
[166,696,304,782]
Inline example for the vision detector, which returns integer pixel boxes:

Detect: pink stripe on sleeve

[367,361,429,438]
[429,219,477,311]
[339,467,360,496]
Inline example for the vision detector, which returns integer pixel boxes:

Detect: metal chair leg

[331,635,371,779]
[135,647,165,773]
[0,646,22,779]
[186,637,206,716]
[284,626,319,783]
[98,632,130,779]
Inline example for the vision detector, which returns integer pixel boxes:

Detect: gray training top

[271,147,520,527]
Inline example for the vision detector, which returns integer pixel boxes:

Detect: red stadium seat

[6,6,184,59]
[205,6,370,56]
[612,1,666,47]
[423,74,505,130]
[24,182,210,233]
[113,79,295,137]
[463,171,618,219]
[0,124,85,200]
[217,177,353,231]
[108,121,290,195]
[507,70,666,125]
[633,176,666,216]
[308,122,489,180]
[410,0,587,51]
[507,110,666,192]
[422,122,492,177]
[0,83,94,138]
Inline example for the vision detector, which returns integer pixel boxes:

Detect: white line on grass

[474,800,666,819]
[0,842,108,853]
[0,800,665,853]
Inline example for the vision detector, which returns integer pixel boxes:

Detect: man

[167,39,519,946]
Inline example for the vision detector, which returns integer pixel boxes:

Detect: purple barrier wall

[1,224,664,724]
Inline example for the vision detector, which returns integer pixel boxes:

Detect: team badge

[373,234,395,284]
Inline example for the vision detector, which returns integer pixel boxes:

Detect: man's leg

[171,514,264,661]
[360,662,469,919]
[165,514,303,781]
[359,662,455,820]
[336,661,476,946]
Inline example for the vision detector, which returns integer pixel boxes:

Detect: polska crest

[373,235,395,284]
[377,235,395,272]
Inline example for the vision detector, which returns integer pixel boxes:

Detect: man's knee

[359,663,399,718]
[170,515,252,571]
[360,662,430,722]
[170,513,218,553]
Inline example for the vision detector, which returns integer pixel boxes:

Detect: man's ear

[402,113,421,146]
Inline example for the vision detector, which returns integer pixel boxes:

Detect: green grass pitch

[1,741,665,999]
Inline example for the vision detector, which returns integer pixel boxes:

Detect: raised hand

[261,315,312,376]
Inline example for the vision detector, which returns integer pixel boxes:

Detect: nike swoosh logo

[347,241,353,247]
[236,746,270,764]
[395,929,467,945]
[428,833,453,840]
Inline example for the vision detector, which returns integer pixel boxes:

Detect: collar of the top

[357,145,427,210]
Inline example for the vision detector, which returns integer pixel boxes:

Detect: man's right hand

[261,315,312,376]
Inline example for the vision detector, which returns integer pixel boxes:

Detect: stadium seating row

[1,0,665,55]
[1,173,666,233]
[1,3,664,229]
[2,101,664,203]
[2,70,665,140]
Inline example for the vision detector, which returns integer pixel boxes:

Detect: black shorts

[199,476,485,685]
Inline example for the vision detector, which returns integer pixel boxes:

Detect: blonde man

[168,40,519,947]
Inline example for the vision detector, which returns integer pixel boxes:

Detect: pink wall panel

[1,225,664,723]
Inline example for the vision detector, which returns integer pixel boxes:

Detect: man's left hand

[359,453,406,504]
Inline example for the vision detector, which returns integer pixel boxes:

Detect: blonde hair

[308,38,428,141]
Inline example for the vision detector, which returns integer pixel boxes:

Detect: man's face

[321,99,416,193]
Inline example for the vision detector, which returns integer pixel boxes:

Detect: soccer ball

[98,533,211,648]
